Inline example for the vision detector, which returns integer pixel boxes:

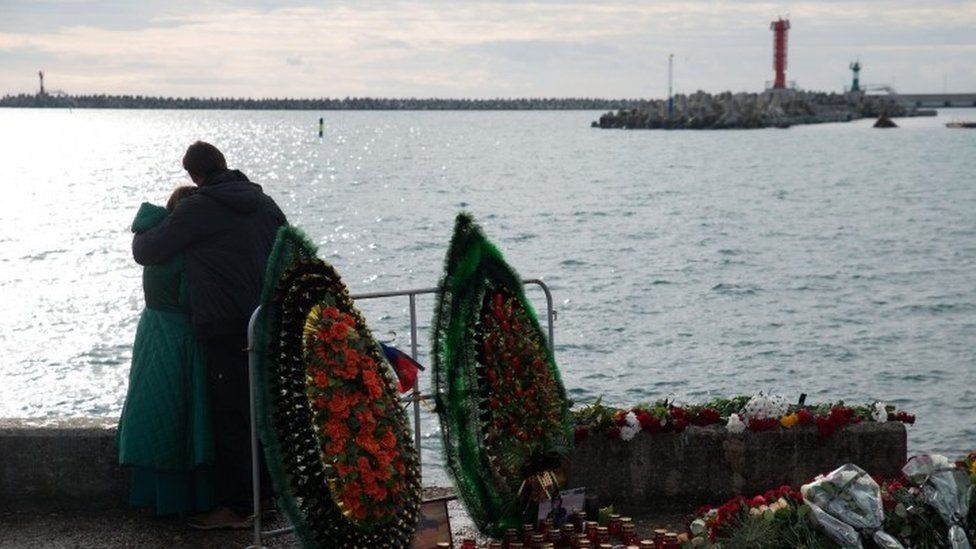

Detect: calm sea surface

[1,108,974,483]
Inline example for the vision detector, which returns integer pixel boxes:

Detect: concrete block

[566,422,906,511]
[0,418,125,510]
[0,418,907,514]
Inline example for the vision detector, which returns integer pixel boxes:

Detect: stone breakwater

[593,90,932,130]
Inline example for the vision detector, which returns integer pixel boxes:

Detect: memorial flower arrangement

[432,213,573,537]
[962,451,976,485]
[477,289,570,480]
[684,452,976,549]
[304,302,413,524]
[685,484,824,548]
[254,227,421,548]
[572,394,915,443]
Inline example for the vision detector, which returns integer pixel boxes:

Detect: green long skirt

[118,308,215,515]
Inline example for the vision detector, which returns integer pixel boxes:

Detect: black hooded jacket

[133,170,287,339]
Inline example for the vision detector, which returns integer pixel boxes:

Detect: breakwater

[0,93,643,111]
[592,90,931,130]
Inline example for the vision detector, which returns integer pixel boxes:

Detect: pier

[898,93,976,108]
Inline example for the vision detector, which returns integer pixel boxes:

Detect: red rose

[574,426,589,442]
[607,426,621,440]
[796,409,814,425]
[749,495,767,507]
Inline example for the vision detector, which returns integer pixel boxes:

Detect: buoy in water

[873,115,897,128]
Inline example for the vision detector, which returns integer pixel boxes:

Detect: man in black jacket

[133,141,287,528]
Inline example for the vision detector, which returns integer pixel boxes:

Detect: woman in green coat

[117,186,214,516]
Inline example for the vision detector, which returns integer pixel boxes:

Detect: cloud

[0,0,200,32]
[0,1,974,97]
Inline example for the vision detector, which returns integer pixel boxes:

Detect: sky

[1,0,974,99]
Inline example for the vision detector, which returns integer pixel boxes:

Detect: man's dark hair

[182,141,227,183]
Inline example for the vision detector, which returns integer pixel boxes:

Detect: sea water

[0,108,974,484]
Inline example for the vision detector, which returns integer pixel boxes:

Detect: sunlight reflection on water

[1,108,974,483]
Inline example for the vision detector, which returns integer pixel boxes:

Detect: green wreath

[254,226,422,548]
[431,213,573,537]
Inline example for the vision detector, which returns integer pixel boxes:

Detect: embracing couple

[117,141,287,529]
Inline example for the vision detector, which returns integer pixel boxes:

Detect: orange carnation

[329,321,350,341]
[380,427,398,450]
[355,430,381,455]
[362,369,383,399]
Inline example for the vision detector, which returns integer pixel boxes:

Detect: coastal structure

[770,18,791,90]
[0,418,907,512]
[850,61,862,92]
[0,92,645,110]
[592,17,947,130]
[590,90,928,130]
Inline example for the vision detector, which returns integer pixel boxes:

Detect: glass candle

[607,514,622,538]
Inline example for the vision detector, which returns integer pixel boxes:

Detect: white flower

[872,402,888,423]
[740,392,790,421]
[727,413,746,433]
[619,412,641,441]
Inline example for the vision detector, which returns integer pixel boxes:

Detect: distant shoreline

[0,93,643,111]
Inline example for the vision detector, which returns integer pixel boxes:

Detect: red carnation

[693,408,721,426]
[639,413,662,433]
[816,415,836,437]
[748,495,767,507]
[894,411,915,424]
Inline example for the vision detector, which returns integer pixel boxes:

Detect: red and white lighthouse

[770,18,790,89]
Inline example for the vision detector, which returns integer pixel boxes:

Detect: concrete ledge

[567,422,906,510]
[0,418,124,510]
[1,418,906,514]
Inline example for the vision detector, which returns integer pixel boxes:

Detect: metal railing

[245,279,556,548]
[350,278,555,469]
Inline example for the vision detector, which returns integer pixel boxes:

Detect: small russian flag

[379,342,424,393]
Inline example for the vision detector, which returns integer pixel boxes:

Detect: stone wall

[1,418,906,513]
[566,422,906,511]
